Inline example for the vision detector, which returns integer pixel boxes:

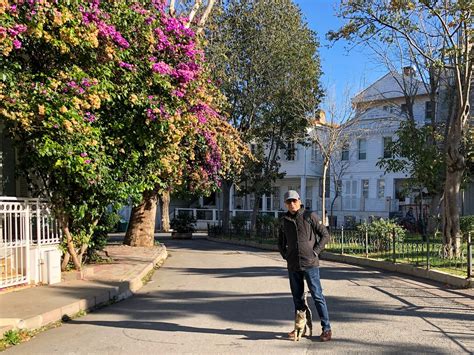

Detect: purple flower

[80,152,88,157]
[13,24,27,34]
[151,62,171,75]
[145,16,156,25]
[154,28,170,50]
[84,112,96,122]
[151,0,166,11]
[119,61,135,71]
[84,159,91,164]
[81,78,92,87]
[12,40,22,49]
[171,89,185,98]
[172,63,196,83]
[146,108,156,120]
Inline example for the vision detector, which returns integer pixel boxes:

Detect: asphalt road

[7,237,474,354]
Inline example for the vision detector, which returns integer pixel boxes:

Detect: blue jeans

[288,267,331,331]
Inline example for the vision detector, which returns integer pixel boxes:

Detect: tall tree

[329,0,473,257]
[1,0,248,271]
[368,35,446,235]
[310,86,366,227]
[206,0,322,232]
[124,0,228,242]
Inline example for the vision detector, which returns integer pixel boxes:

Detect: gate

[0,198,61,288]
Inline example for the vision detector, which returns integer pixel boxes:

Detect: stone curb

[1,246,168,337]
[206,237,473,288]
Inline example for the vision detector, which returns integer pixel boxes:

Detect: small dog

[293,292,313,341]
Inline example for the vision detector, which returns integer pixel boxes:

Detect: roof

[353,71,429,104]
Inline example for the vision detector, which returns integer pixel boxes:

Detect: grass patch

[0,310,87,351]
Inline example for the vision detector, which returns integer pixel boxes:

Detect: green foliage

[1,1,250,264]
[377,120,444,196]
[230,214,248,233]
[86,209,121,261]
[206,0,322,197]
[330,0,473,252]
[256,214,278,231]
[171,214,196,233]
[358,218,406,251]
[460,215,474,241]
[2,330,21,346]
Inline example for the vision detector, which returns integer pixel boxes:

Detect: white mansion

[168,69,474,229]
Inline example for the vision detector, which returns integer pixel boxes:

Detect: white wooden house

[325,70,433,227]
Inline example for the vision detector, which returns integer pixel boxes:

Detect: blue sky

[293,0,387,106]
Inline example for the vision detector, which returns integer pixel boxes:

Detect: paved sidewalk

[0,244,168,336]
[4,236,474,354]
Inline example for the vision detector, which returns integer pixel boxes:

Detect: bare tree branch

[196,0,216,35]
[186,0,203,27]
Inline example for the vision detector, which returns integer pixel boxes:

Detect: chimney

[403,66,415,76]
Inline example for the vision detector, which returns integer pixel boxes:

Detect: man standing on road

[278,190,332,342]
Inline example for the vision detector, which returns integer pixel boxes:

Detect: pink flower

[80,152,88,157]
[171,89,185,98]
[172,63,196,83]
[151,61,171,75]
[12,40,22,49]
[119,61,135,71]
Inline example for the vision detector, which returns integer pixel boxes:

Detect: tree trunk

[330,192,339,230]
[161,190,171,232]
[123,189,158,247]
[442,111,465,258]
[321,161,329,225]
[59,214,82,271]
[61,251,70,272]
[427,192,441,235]
[221,180,231,232]
[250,193,259,235]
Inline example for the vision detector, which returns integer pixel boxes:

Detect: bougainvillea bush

[0,0,249,269]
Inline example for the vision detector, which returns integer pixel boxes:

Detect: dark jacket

[278,208,330,271]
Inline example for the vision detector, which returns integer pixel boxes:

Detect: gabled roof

[353,71,429,103]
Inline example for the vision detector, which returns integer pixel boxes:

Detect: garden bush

[357,218,406,251]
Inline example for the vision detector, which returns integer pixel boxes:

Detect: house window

[425,101,433,123]
[311,143,320,162]
[358,139,367,160]
[383,136,392,158]
[286,141,296,161]
[343,180,358,210]
[336,180,342,194]
[401,103,408,115]
[377,179,385,198]
[362,179,369,198]
[319,178,330,198]
[341,143,349,161]
[249,194,263,209]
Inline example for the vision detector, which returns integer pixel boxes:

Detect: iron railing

[208,222,473,279]
[327,227,472,279]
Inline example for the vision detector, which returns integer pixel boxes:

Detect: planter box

[171,232,193,239]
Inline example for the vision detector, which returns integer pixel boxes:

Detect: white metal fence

[0,197,61,288]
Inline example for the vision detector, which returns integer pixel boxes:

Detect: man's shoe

[320,329,332,342]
